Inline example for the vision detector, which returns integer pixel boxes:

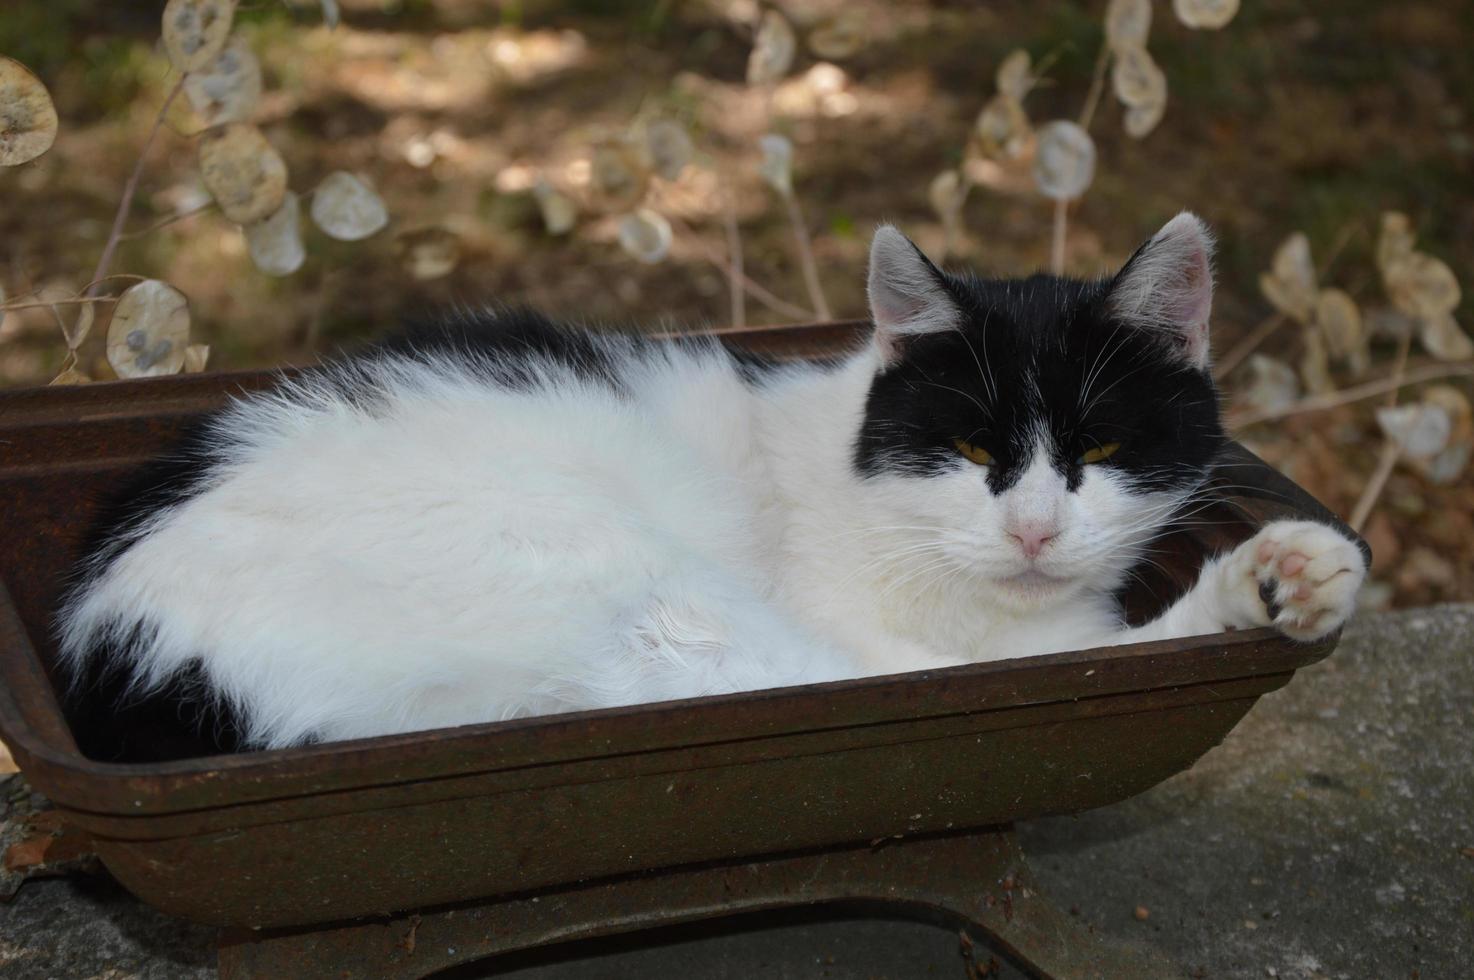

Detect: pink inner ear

[1111,213,1216,369]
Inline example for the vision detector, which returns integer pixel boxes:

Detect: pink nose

[1009,526,1058,559]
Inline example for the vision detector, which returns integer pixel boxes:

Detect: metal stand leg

[218,827,1182,980]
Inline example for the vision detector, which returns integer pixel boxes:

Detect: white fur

[1108,212,1215,369]
[59,220,1365,749]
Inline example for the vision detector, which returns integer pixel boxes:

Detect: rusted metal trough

[0,322,1364,978]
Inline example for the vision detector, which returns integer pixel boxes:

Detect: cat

[57,212,1367,759]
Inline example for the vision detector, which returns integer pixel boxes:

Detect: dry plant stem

[1213,313,1286,381]
[87,76,188,297]
[1348,438,1402,534]
[666,214,814,322]
[781,191,831,320]
[722,190,746,328]
[1077,44,1112,131]
[1384,329,1414,407]
[1050,198,1069,275]
[1230,361,1474,427]
[119,202,217,242]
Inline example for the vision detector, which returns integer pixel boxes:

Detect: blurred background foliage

[2,0,1473,607]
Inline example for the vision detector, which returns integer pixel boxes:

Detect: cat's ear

[1107,212,1215,370]
[867,225,962,365]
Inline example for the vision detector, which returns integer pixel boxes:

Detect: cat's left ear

[1107,212,1215,370]
[867,225,962,366]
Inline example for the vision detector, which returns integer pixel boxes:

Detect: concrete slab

[2,605,1469,979]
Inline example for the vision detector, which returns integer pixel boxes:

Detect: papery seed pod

[533,178,577,235]
[1242,355,1300,415]
[184,34,262,126]
[107,280,190,379]
[310,171,389,241]
[0,57,59,166]
[928,169,968,223]
[1173,0,1240,30]
[617,209,672,264]
[396,226,462,280]
[975,94,1031,161]
[1123,97,1166,138]
[995,49,1034,103]
[1375,403,1452,459]
[1386,252,1460,320]
[1376,212,1415,280]
[198,123,288,224]
[758,133,794,196]
[644,119,693,182]
[807,11,866,60]
[1032,120,1095,201]
[1315,287,1368,375]
[1415,386,1473,484]
[1105,0,1153,53]
[244,191,306,277]
[1112,45,1166,108]
[590,139,650,211]
[1298,329,1335,395]
[319,0,340,28]
[1418,311,1474,362]
[162,0,239,73]
[1258,232,1317,323]
[1364,306,1417,342]
[183,344,211,373]
[747,10,797,87]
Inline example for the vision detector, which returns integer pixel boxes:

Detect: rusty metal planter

[0,322,1362,978]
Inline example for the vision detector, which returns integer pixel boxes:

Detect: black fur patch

[854,269,1225,496]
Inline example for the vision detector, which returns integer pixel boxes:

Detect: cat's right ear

[867,225,962,366]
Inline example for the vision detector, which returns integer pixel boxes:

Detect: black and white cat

[58,213,1366,755]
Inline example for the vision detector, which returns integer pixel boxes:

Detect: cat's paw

[1218,520,1367,641]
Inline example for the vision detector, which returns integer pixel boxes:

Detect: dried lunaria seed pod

[1298,329,1335,395]
[183,344,211,373]
[184,35,262,126]
[198,123,288,224]
[310,171,389,241]
[1418,312,1474,362]
[1386,252,1460,320]
[747,10,797,87]
[1112,45,1166,108]
[591,139,650,211]
[995,49,1034,103]
[0,57,59,166]
[975,94,1031,161]
[533,178,577,235]
[107,280,190,379]
[807,12,866,60]
[34,282,95,350]
[1033,121,1095,201]
[1124,97,1166,138]
[1105,0,1153,53]
[244,191,305,277]
[928,169,967,223]
[162,0,239,73]
[758,133,794,196]
[318,0,340,28]
[644,120,693,182]
[1314,287,1368,375]
[1376,211,1415,279]
[1413,386,1473,484]
[1173,0,1240,30]
[1242,355,1300,415]
[1258,232,1317,323]
[617,209,672,264]
[1375,403,1452,460]
[397,226,462,281]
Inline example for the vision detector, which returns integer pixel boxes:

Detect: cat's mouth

[997,569,1070,595]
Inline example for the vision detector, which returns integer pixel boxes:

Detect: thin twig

[1077,44,1112,131]
[1384,329,1414,407]
[1347,327,1418,533]
[781,191,831,320]
[1230,361,1474,428]
[666,213,815,322]
[722,188,746,329]
[119,202,217,241]
[1050,198,1068,275]
[87,75,187,297]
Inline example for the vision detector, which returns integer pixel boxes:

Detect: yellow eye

[953,438,993,466]
[1079,442,1122,465]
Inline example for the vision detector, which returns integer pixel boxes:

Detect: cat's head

[855,213,1226,612]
